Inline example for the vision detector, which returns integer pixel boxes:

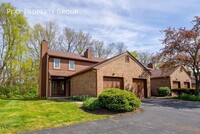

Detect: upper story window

[54,58,60,69]
[69,60,75,70]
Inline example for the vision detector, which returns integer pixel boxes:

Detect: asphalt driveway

[25,99,200,134]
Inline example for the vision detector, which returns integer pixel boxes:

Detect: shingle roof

[150,69,175,78]
[48,50,105,63]
[49,70,75,77]
[150,66,190,78]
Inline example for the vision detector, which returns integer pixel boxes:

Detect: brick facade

[39,40,48,97]
[70,53,151,98]
[150,67,192,96]
[71,70,97,96]
[39,41,151,98]
[151,77,170,96]
[48,56,96,73]
[170,67,191,88]
[96,55,151,97]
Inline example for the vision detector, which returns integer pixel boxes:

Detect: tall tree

[61,27,76,53]
[92,40,112,58]
[155,16,200,95]
[28,21,61,60]
[0,3,29,85]
[130,51,138,57]
[62,27,113,57]
[74,30,91,54]
[137,52,153,66]
[112,42,127,55]
[62,28,92,54]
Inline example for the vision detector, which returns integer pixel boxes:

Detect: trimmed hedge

[99,88,141,112]
[83,98,102,111]
[171,88,195,96]
[178,93,200,101]
[157,86,171,96]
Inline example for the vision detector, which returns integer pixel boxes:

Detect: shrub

[0,85,12,98]
[0,84,37,99]
[99,88,141,112]
[178,93,200,101]
[171,88,195,96]
[157,86,171,96]
[83,98,102,111]
[69,95,91,101]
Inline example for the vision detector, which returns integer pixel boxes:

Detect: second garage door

[132,79,147,98]
[103,77,123,89]
[173,81,181,89]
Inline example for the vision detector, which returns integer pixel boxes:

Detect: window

[69,60,75,70]
[54,58,60,69]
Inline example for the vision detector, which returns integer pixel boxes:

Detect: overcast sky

[2,0,200,53]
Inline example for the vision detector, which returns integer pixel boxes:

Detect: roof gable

[150,66,190,78]
[91,51,148,70]
[71,51,150,77]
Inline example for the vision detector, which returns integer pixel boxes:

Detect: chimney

[147,62,154,69]
[40,40,48,58]
[39,40,48,97]
[84,49,93,59]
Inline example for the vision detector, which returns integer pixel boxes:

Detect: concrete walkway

[25,99,200,134]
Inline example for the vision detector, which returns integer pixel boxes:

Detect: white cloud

[3,0,200,52]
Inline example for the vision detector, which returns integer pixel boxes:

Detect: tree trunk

[195,75,200,95]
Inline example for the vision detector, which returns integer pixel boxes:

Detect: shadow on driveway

[142,98,200,109]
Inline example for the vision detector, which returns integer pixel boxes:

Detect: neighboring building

[187,70,196,89]
[148,64,192,96]
[39,40,151,98]
[191,76,196,89]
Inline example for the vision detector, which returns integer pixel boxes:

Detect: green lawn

[0,99,113,134]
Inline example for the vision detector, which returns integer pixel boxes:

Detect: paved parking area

[26,99,200,134]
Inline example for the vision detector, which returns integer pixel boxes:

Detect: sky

[2,0,200,53]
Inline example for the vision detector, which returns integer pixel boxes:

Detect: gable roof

[48,50,105,63]
[150,66,190,78]
[150,68,177,78]
[70,51,150,77]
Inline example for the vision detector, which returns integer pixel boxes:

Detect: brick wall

[170,67,192,89]
[39,40,48,97]
[70,70,97,96]
[48,56,96,72]
[151,77,171,96]
[96,54,151,98]
[151,67,192,96]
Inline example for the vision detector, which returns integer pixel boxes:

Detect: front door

[52,80,65,96]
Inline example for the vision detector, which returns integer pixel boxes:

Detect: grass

[178,94,200,101]
[0,99,114,134]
